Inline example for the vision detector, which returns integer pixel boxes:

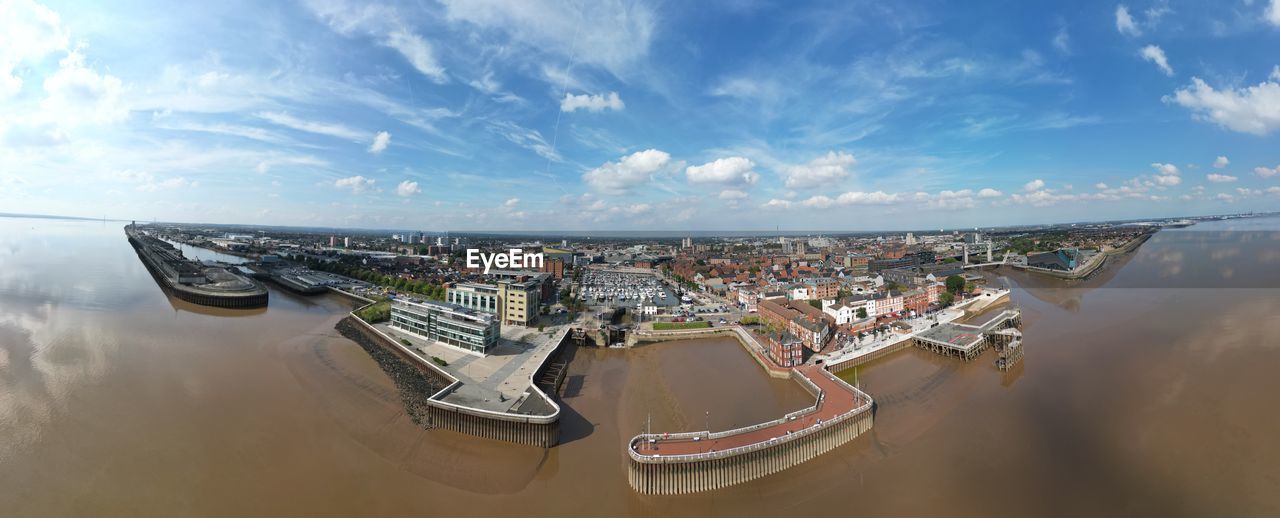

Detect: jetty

[125,224,268,309]
[626,364,874,495]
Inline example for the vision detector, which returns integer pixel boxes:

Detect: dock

[125,224,268,309]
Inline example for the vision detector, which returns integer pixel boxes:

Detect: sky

[1,0,1279,231]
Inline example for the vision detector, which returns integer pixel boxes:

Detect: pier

[626,364,873,495]
[125,224,268,309]
[912,309,1023,361]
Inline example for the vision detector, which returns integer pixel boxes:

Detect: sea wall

[626,367,874,495]
[824,338,914,372]
[341,309,567,448]
[629,326,790,379]
[1015,232,1153,280]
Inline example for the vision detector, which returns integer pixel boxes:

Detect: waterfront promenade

[631,364,868,457]
[821,288,1010,370]
[626,361,874,495]
[343,299,572,447]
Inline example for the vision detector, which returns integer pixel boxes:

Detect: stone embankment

[335,317,451,426]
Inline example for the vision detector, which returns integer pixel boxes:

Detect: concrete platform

[376,321,567,414]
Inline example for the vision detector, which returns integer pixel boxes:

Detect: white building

[822,295,871,325]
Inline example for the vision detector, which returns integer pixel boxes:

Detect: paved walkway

[376,320,570,413]
[631,365,867,457]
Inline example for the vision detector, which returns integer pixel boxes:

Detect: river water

[0,216,1277,517]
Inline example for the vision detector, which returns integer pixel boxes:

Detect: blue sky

[1,0,1279,231]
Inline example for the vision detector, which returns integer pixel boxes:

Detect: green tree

[856,307,868,319]
[939,292,955,306]
[945,275,966,295]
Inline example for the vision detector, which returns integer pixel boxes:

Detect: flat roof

[915,323,984,349]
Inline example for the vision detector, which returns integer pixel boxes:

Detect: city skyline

[3,0,1280,230]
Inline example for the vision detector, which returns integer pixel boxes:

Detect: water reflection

[4,215,1280,516]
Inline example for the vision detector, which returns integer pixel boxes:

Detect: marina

[579,268,681,308]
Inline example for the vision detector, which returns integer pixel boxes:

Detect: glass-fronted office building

[446,282,501,313]
[389,299,500,355]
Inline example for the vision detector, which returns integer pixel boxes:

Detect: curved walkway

[629,364,870,458]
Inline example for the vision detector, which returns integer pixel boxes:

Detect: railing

[627,367,873,464]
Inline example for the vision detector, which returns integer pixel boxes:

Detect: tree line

[301,258,447,301]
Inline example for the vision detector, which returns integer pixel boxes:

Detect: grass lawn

[653,321,711,331]
[356,299,391,323]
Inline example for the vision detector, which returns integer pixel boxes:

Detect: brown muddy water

[1,216,1278,517]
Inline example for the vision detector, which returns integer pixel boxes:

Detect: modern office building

[389,299,499,355]
[497,278,540,326]
[446,278,542,327]
[447,282,502,313]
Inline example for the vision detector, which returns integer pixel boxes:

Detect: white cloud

[1214,156,1230,168]
[1255,165,1280,177]
[977,188,1003,198]
[719,189,748,200]
[384,30,447,83]
[137,176,196,192]
[1151,162,1180,175]
[1268,0,1280,26]
[1052,25,1071,54]
[783,151,855,189]
[1116,5,1140,36]
[1149,163,1183,187]
[335,175,376,194]
[37,50,127,127]
[0,0,70,97]
[833,191,900,205]
[258,111,365,141]
[396,180,420,196]
[1140,45,1173,76]
[560,91,624,112]
[304,1,447,83]
[488,120,561,162]
[1023,179,1045,192]
[686,157,759,187]
[1095,182,1109,190]
[1207,173,1238,183]
[439,0,655,78]
[504,197,520,208]
[582,149,671,194]
[1165,73,1280,135]
[368,131,391,154]
[801,195,836,209]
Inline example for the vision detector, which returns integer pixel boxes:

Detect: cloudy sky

[2,0,1279,231]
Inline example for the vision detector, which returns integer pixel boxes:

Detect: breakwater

[626,364,874,495]
[125,225,268,309]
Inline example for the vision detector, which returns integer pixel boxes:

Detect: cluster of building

[658,234,996,369]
